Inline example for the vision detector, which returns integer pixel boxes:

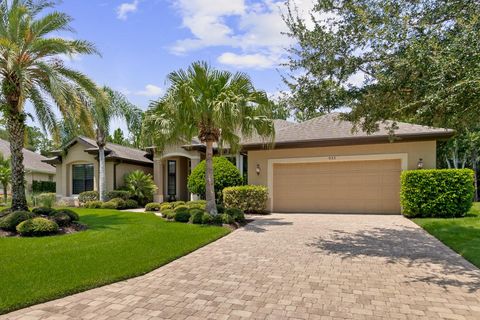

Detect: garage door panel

[273,160,401,214]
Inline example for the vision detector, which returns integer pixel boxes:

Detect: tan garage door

[272,159,401,214]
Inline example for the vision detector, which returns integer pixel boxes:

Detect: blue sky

[34,0,315,134]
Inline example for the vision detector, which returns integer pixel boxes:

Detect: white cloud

[116,0,139,20]
[170,0,317,69]
[135,84,163,97]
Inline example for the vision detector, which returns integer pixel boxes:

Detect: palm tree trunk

[205,140,218,215]
[98,145,106,202]
[7,114,28,211]
[3,183,7,204]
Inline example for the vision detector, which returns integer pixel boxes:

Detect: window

[167,160,176,197]
[72,164,94,194]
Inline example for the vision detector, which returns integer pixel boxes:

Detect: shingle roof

[242,113,454,148]
[0,139,56,174]
[68,136,153,165]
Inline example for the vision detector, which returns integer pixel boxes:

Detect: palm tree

[0,0,100,210]
[89,87,141,201]
[143,61,275,214]
[0,153,11,204]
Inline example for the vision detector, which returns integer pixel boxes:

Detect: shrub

[105,190,131,201]
[0,211,36,231]
[84,201,103,209]
[187,157,243,199]
[16,218,59,236]
[32,180,56,193]
[101,201,118,209]
[221,213,235,224]
[201,213,213,224]
[160,203,173,211]
[186,200,207,210]
[124,170,157,205]
[56,209,79,222]
[145,202,161,212]
[189,209,204,224]
[109,198,127,209]
[32,207,57,216]
[78,191,99,203]
[216,204,225,214]
[212,214,223,225]
[400,169,475,218]
[225,208,245,222]
[0,208,12,218]
[223,185,268,213]
[51,212,71,227]
[174,211,191,222]
[171,201,186,208]
[125,199,139,209]
[35,192,56,208]
[174,205,189,213]
[162,209,175,220]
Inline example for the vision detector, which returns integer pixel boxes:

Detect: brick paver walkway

[3,214,480,320]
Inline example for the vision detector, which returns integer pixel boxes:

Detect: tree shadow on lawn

[243,217,293,233]
[80,213,134,231]
[307,226,480,293]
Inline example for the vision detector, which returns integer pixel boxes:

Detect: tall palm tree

[0,153,11,204]
[0,0,100,210]
[143,61,275,214]
[89,87,141,201]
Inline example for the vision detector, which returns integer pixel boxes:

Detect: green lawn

[413,202,480,268]
[0,208,230,314]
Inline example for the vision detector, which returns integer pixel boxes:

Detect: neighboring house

[0,139,56,194]
[50,113,453,214]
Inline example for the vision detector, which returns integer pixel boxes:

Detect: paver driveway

[3,214,480,320]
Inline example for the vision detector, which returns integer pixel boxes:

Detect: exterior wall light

[256,164,261,175]
[417,158,424,169]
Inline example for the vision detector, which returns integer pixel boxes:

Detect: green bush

[201,213,213,224]
[216,204,225,214]
[101,201,118,209]
[51,212,71,227]
[145,202,161,212]
[56,209,79,222]
[225,208,245,222]
[223,185,268,213]
[171,201,186,208]
[84,201,103,209]
[160,203,173,211]
[16,218,59,236]
[174,211,191,222]
[220,213,234,224]
[187,157,243,199]
[35,193,56,208]
[125,199,139,209]
[109,198,127,209]
[0,211,36,231]
[105,190,131,201]
[0,208,12,218]
[186,200,207,210]
[162,209,175,220]
[189,209,204,224]
[400,169,475,218]
[124,170,157,205]
[212,214,223,225]
[32,180,56,193]
[78,191,99,203]
[32,207,57,216]
[174,205,189,213]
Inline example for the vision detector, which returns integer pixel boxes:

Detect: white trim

[267,153,408,211]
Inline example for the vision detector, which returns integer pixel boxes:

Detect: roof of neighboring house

[44,136,153,166]
[0,139,56,174]
[241,113,455,149]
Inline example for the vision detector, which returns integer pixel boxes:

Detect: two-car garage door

[272,159,401,214]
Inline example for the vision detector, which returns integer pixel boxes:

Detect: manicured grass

[0,208,229,314]
[413,202,480,268]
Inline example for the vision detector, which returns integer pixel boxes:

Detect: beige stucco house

[0,139,56,194]
[47,114,453,214]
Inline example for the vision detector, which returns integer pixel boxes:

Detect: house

[0,139,56,193]
[48,113,453,214]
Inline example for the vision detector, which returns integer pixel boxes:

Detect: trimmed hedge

[16,218,59,236]
[105,190,131,201]
[32,207,57,216]
[187,157,243,199]
[223,185,268,213]
[174,211,191,222]
[400,169,474,218]
[32,180,56,193]
[0,211,36,231]
[145,202,161,212]
[78,191,99,203]
[84,201,103,209]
